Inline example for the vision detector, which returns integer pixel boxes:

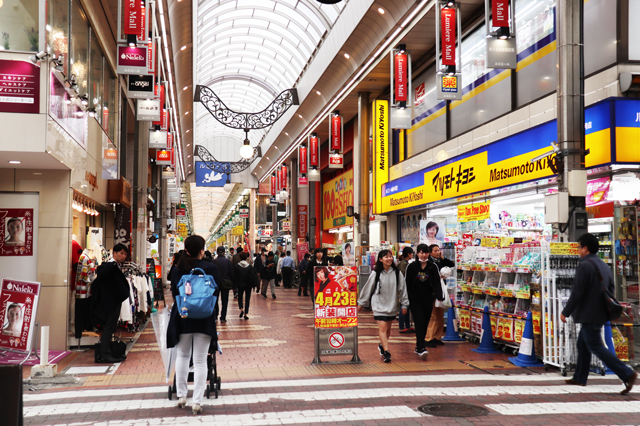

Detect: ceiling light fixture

[183,86,189,91]
[344,53,350,59]
[8,160,21,164]
[378,7,385,14]
[181,45,187,51]
[316,91,322,95]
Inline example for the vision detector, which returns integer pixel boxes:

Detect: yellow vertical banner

[373,99,389,214]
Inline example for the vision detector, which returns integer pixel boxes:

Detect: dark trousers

[237,287,251,315]
[574,323,634,384]
[410,300,434,351]
[282,268,293,288]
[298,273,308,295]
[100,306,121,357]
[218,288,230,321]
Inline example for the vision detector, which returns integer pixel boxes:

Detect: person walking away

[230,247,243,298]
[281,251,295,288]
[561,233,637,393]
[405,244,446,355]
[166,235,221,415]
[275,251,285,287]
[254,249,266,294]
[425,244,455,346]
[234,251,259,320]
[397,247,414,334]
[357,250,409,363]
[91,244,131,363]
[260,251,277,299]
[307,248,328,305]
[298,253,310,297]
[213,247,234,323]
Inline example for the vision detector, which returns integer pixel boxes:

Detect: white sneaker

[177,396,187,409]
[192,403,202,415]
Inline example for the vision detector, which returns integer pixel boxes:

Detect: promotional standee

[312,266,361,364]
[0,279,41,359]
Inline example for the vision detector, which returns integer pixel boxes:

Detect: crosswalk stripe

[487,400,640,415]
[61,405,422,426]
[24,385,636,417]
[23,373,613,402]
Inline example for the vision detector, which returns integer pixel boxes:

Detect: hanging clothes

[75,249,96,298]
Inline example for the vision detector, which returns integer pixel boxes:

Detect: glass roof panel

[196,0,347,164]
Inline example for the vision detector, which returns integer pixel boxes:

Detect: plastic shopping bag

[435,278,452,308]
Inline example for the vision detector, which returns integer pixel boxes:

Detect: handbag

[585,258,623,321]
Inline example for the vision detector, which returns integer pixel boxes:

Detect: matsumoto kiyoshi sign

[323,169,354,230]
[380,120,560,213]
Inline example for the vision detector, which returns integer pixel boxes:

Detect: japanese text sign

[314,266,358,328]
[457,201,490,222]
[0,279,40,352]
[0,209,34,256]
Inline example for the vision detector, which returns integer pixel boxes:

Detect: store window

[515,0,556,107]
[103,67,117,142]
[0,0,39,52]
[70,2,89,96]
[47,0,69,74]
[450,26,511,138]
[407,64,447,158]
[89,30,103,125]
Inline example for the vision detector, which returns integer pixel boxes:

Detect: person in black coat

[404,244,446,355]
[306,248,328,305]
[561,233,637,393]
[91,244,131,363]
[214,246,235,323]
[260,251,277,299]
[425,244,455,346]
[234,251,259,319]
[167,235,221,414]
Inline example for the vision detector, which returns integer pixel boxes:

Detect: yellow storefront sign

[550,242,579,256]
[381,145,556,213]
[458,201,491,222]
[232,226,244,236]
[322,169,354,230]
[373,100,389,214]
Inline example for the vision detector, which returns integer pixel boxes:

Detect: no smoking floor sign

[329,332,344,349]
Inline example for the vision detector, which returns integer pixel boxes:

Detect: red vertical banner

[298,205,308,237]
[167,132,173,149]
[123,0,143,36]
[330,114,342,151]
[395,53,408,102]
[153,85,165,125]
[441,7,456,66]
[309,134,319,167]
[147,40,154,72]
[492,0,509,27]
[277,167,283,192]
[299,145,308,174]
[138,1,147,41]
[270,174,276,196]
[281,164,287,190]
[102,107,109,133]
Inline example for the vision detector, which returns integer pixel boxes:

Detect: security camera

[29,51,49,64]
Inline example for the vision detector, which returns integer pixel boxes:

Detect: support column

[357,92,371,247]
[133,120,149,265]
[556,0,586,240]
[290,159,298,262]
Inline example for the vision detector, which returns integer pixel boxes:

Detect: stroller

[167,338,222,400]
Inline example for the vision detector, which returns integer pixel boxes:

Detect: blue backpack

[175,268,217,319]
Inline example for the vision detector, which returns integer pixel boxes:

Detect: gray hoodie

[358,268,409,317]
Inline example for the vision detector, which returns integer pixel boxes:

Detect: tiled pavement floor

[23,284,640,425]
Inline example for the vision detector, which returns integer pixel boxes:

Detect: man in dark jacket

[214,247,235,323]
[561,233,637,393]
[298,253,310,297]
[260,251,276,299]
[234,252,259,319]
[91,244,130,363]
[307,248,328,304]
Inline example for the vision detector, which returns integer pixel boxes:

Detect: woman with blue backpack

[166,235,221,415]
[357,249,409,363]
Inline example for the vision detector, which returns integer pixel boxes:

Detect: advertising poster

[322,169,354,231]
[419,219,444,246]
[514,319,525,343]
[313,266,358,328]
[495,317,514,341]
[0,209,34,257]
[470,311,483,335]
[458,309,471,329]
[342,243,355,266]
[0,279,40,352]
[114,205,131,253]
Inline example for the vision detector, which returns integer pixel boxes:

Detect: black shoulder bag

[585,258,623,321]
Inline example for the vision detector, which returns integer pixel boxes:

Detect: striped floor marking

[59,406,423,426]
[24,373,614,402]
[24,385,637,417]
[487,400,640,415]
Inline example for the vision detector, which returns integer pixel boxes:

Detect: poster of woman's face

[5,217,25,246]
[342,243,355,265]
[420,219,444,246]
[2,303,24,337]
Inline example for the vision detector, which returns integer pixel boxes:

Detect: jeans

[261,278,275,296]
[237,287,251,314]
[573,323,634,384]
[175,333,211,404]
